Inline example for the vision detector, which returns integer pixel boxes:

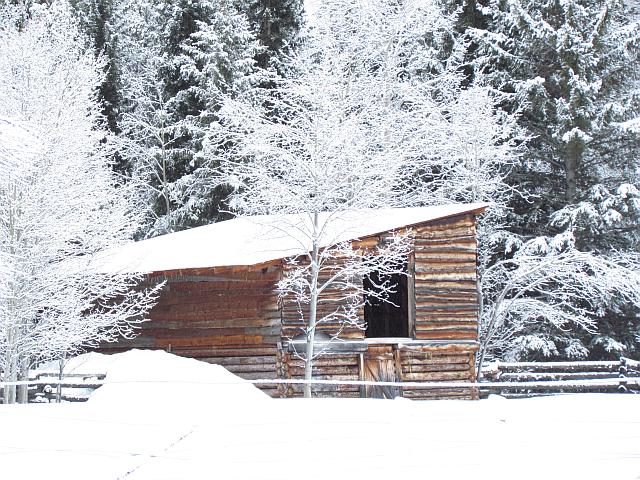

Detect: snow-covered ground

[2,350,639,479]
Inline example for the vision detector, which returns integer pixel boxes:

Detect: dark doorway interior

[364,264,409,338]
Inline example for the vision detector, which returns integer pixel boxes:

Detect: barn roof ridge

[92,203,489,274]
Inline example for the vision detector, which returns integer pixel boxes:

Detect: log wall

[396,342,478,399]
[278,212,480,399]
[278,212,480,344]
[280,258,365,341]
[99,263,283,397]
[412,214,478,341]
[279,352,362,398]
[278,341,478,399]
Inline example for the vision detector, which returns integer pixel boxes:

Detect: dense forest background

[2,0,639,363]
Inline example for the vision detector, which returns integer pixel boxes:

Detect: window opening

[364,262,409,338]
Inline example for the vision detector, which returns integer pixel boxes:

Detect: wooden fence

[479,357,640,398]
[1,358,639,402]
[0,372,105,403]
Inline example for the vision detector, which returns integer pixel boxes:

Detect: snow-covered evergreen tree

[68,0,121,139]
[246,0,304,72]
[115,0,269,237]
[467,0,640,228]
[461,0,640,361]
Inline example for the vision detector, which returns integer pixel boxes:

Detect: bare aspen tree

[0,5,159,403]
[207,0,520,396]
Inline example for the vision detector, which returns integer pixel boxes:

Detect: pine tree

[462,0,640,360]
[68,0,121,134]
[115,0,268,236]
[466,0,640,212]
[245,0,304,72]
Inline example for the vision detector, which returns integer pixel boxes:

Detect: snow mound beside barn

[87,349,269,410]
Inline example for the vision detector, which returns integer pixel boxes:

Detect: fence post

[618,378,628,393]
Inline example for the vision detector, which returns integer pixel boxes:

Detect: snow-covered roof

[92,203,488,274]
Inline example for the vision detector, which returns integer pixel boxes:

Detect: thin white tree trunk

[303,212,320,398]
[4,184,19,404]
[4,341,17,404]
[56,355,66,403]
[161,125,172,233]
[17,356,29,403]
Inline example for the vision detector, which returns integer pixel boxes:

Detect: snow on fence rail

[0,372,106,403]
[479,357,640,398]
[1,358,638,402]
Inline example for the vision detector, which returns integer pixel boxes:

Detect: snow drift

[87,349,269,411]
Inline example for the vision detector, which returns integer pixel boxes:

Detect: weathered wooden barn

[96,204,487,399]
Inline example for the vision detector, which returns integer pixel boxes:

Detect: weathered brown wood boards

[96,204,487,399]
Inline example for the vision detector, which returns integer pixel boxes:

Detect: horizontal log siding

[280,258,365,341]
[396,343,478,399]
[278,342,478,399]
[100,265,282,397]
[279,352,362,398]
[100,211,481,400]
[412,214,479,341]
[278,213,480,399]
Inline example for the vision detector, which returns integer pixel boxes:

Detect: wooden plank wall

[279,343,477,399]
[397,343,478,399]
[280,258,365,341]
[278,254,364,397]
[278,213,480,399]
[99,264,283,397]
[279,352,361,398]
[399,213,479,398]
[412,214,478,341]
[99,212,480,400]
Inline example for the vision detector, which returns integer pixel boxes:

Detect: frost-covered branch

[477,234,640,377]
[204,0,523,397]
[0,4,159,403]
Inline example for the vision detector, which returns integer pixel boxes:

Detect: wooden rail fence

[479,357,640,398]
[0,372,105,403]
[1,358,638,402]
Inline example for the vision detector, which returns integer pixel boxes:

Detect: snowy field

[1,351,639,480]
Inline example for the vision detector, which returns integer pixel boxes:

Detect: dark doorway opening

[364,264,409,338]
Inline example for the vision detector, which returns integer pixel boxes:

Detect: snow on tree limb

[0,3,159,404]
[477,235,640,376]
[205,0,521,397]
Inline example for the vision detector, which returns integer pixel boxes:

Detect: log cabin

[95,203,488,399]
